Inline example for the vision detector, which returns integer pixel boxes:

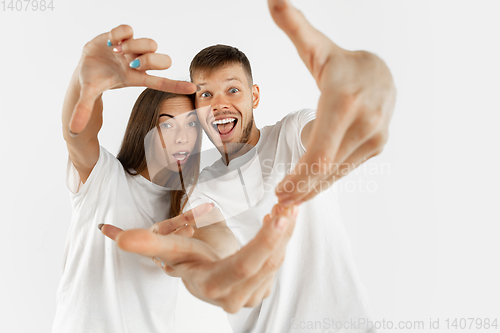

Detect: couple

[54,1,395,332]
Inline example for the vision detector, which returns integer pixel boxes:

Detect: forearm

[62,64,103,181]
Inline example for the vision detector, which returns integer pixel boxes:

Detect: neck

[222,126,260,165]
[139,163,176,187]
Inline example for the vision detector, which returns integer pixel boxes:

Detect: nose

[211,92,230,112]
[175,126,189,144]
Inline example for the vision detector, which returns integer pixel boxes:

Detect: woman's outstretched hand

[100,203,298,314]
[69,24,197,135]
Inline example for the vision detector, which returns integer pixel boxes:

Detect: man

[176,1,394,329]
[96,0,395,331]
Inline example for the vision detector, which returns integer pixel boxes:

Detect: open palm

[69,25,196,135]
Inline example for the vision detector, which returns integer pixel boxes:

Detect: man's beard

[208,113,255,160]
[239,113,254,146]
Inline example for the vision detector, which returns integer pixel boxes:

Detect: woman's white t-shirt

[52,146,179,333]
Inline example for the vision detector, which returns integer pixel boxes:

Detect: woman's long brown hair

[117,88,201,218]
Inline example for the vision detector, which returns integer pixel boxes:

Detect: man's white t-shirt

[52,146,179,333]
[187,109,373,333]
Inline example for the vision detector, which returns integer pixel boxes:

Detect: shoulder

[258,109,316,153]
[263,109,316,137]
[66,145,126,196]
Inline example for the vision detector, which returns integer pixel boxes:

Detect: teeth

[212,118,236,125]
[173,152,188,161]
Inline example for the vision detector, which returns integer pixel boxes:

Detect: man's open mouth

[212,117,238,136]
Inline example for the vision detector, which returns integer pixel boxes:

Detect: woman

[53,88,201,333]
[53,25,204,332]
[118,89,202,218]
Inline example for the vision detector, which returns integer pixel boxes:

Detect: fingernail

[161,262,165,268]
[107,39,112,47]
[69,130,78,138]
[196,85,201,92]
[98,223,104,230]
[112,45,122,53]
[129,59,140,69]
[292,206,299,218]
[275,217,287,232]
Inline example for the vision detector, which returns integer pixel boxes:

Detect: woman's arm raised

[62,25,197,183]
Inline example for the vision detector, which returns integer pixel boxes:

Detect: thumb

[274,151,323,205]
[153,203,214,235]
[69,82,101,134]
[100,224,124,241]
[172,225,195,237]
[116,229,218,266]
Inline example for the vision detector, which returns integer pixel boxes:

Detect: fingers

[115,38,157,63]
[216,210,297,312]
[139,74,197,94]
[275,150,331,205]
[107,24,197,94]
[114,39,165,69]
[100,224,124,241]
[268,0,303,34]
[116,229,218,267]
[116,229,185,258]
[245,275,275,307]
[128,53,172,71]
[173,225,195,237]
[108,24,133,46]
[275,94,356,205]
[215,213,291,286]
[267,0,339,75]
[297,133,386,202]
[151,203,213,235]
[160,210,297,313]
[332,112,385,166]
[118,38,157,55]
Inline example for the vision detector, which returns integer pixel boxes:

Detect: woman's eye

[187,121,198,127]
[201,92,211,98]
[160,122,172,129]
[229,88,239,93]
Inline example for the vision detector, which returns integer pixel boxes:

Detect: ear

[252,84,260,109]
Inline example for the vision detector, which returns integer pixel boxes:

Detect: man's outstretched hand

[100,203,298,314]
[68,24,197,135]
[269,0,396,204]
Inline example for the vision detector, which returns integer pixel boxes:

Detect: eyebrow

[159,111,197,119]
[197,77,242,86]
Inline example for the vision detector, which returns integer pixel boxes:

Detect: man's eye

[229,88,239,93]
[201,92,211,98]
[160,123,172,129]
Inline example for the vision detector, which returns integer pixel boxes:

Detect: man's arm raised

[268,0,396,204]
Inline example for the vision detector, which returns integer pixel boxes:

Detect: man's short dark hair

[189,44,253,86]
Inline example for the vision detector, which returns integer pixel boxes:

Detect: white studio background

[1,0,499,332]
